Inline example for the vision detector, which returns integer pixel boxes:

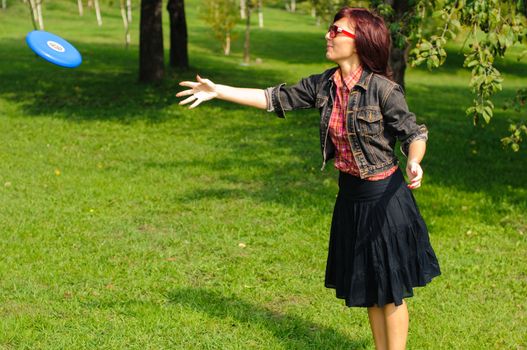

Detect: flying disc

[26,30,82,68]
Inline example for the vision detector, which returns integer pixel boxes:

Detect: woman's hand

[176,75,218,109]
[406,161,423,190]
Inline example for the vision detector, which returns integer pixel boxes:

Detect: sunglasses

[327,24,356,39]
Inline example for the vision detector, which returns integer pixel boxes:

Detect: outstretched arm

[177,75,267,110]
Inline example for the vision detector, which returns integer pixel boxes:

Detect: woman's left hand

[406,161,423,190]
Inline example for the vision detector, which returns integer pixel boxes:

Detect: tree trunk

[27,0,38,29]
[3,0,7,10]
[257,0,263,28]
[139,0,164,82]
[224,31,231,55]
[77,0,83,16]
[94,0,102,26]
[387,0,412,89]
[167,0,188,70]
[240,0,246,19]
[389,46,408,89]
[290,0,295,12]
[127,0,132,22]
[120,0,130,48]
[36,0,44,29]
[243,4,250,64]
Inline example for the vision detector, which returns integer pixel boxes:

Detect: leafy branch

[409,0,527,150]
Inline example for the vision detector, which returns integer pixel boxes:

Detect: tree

[243,0,253,64]
[202,0,238,55]
[242,0,266,63]
[371,0,420,88]
[257,0,263,28]
[77,0,83,16]
[404,0,527,150]
[139,0,164,82]
[94,0,102,26]
[27,0,44,30]
[311,0,342,27]
[120,0,131,48]
[167,0,189,69]
[240,0,246,19]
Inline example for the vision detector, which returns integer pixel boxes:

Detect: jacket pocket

[355,106,383,137]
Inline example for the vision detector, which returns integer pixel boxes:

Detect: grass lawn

[0,1,526,349]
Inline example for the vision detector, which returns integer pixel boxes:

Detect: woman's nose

[324,31,331,41]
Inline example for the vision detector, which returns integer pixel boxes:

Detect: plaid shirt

[330,67,398,180]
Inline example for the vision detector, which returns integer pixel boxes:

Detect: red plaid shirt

[330,67,398,180]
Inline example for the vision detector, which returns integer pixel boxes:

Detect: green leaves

[409,34,449,70]
[501,123,527,152]
[409,2,457,70]
[379,0,525,146]
[411,0,527,144]
[501,89,527,151]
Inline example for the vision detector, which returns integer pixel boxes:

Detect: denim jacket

[264,67,428,178]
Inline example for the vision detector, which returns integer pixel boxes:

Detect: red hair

[334,7,392,79]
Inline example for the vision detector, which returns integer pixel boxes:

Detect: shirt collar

[328,66,374,90]
[331,66,364,91]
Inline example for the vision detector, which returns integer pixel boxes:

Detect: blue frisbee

[26,30,82,68]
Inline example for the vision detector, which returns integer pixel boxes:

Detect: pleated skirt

[325,167,441,308]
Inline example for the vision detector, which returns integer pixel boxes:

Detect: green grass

[0,1,526,349]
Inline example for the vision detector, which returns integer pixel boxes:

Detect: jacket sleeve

[381,84,428,157]
[264,74,320,118]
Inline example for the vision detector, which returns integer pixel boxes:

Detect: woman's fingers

[412,172,423,182]
[179,95,197,105]
[406,162,423,190]
[175,89,195,97]
[177,75,215,109]
[407,175,422,189]
[409,177,421,188]
[179,81,200,88]
[408,181,421,189]
[189,98,203,109]
[196,75,215,88]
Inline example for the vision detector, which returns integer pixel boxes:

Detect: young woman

[176,7,441,350]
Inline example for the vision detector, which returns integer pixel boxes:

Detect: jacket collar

[355,67,373,90]
[326,66,373,91]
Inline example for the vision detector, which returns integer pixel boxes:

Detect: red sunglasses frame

[328,24,356,39]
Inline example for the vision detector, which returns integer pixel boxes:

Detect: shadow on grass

[0,38,291,122]
[138,79,527,210]
[1,35,525,208]
[166,287,370,349]
[406,83,527,200]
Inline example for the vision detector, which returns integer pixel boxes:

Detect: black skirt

[325,167,441,308]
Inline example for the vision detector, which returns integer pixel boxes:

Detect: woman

[177,7,441,350]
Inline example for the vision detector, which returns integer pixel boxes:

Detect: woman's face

[325,18,357,64]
